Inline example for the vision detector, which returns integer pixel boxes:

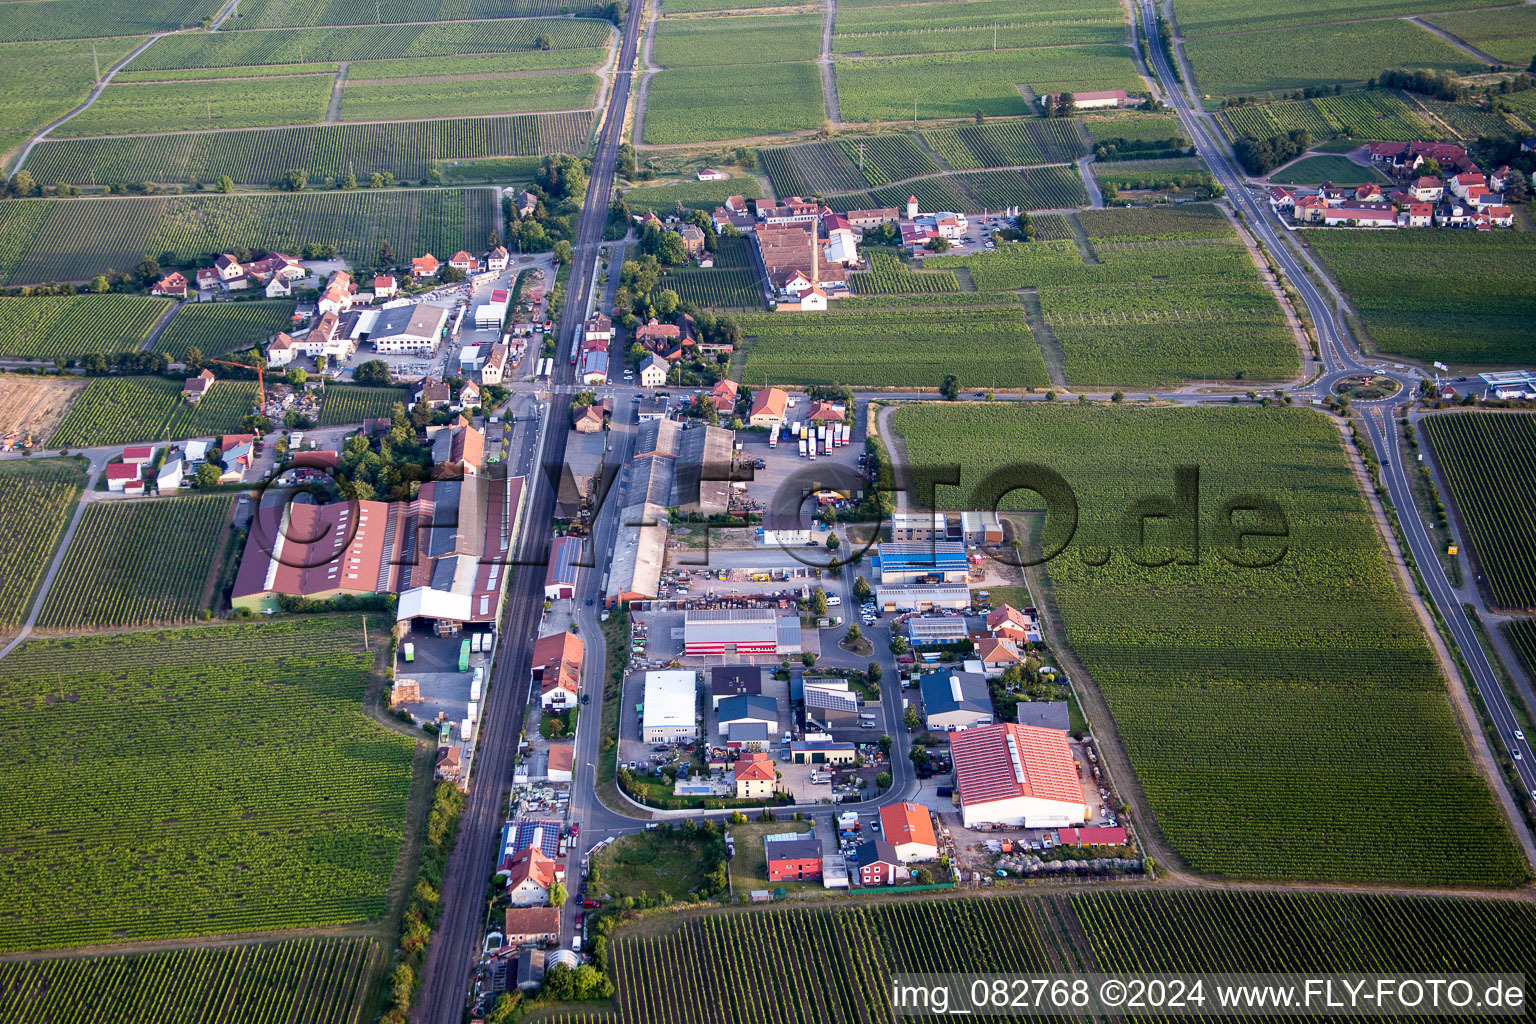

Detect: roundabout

[1331,373,1404,403]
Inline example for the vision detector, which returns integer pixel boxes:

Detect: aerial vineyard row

[154,300,296,360]
[49,376,258,448]
[0,295,172,360]
[39,495,236,630]
[319,384,413,426]
[0,459,86,627]
[26,113,594,187]
[229,0,602,30]
[893,403,1526,886]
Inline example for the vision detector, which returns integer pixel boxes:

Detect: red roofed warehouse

[950,722,1086,828]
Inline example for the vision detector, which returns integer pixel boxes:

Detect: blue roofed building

[874,542,969,585]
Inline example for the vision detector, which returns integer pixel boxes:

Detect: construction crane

[206,358,266,422]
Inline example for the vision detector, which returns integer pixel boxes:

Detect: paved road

[1136,0,1536,822]
[13,34,167,175]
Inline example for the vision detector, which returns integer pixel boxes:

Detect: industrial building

[642,670,699,743]
[874,584,971,612]
[684,608,802,658]
[710,666,763,708]
[606,503,667,607]
[717,694,779,736]
[906,615,970,647]
[369,302,449,353]
[950,723,1086,828]
[919,669,994,731]
[532,631,583,710]
[631,418,735,517]
[887,511,1004,545]
[544,535,582,599]
[876,542,969,585]
[803,679,860,730]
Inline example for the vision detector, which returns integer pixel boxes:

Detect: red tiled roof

[533,631,583,699]
[734,752,776,782]
[951,723,1082,808]
[880,802,937,850]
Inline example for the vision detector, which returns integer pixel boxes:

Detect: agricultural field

[596,891,1536,1024]
[1029,212,1075,240]
[125,17,612,69]
[736,304,1049,388]
[1414,94,1530,141]
[1423,412,1536,612]
[848,250,959,295]
[1183,19,1483,97]
[0,203,53,284]
[659,269,764,310]
[949,165,1088,210]
[26,113,593,187]
[1173,0,1495,36]
[1266,153,1391,185]
[54,77,335,137]
[154,300,296,360]
[346,49,609,78]
[0,617,415,950]
[660,0,800,10]
[758,140,868,198]
[1081,110,1186,144]
[922,118,1089,170]
[338,72,598,123]
[0,37,147,158]
[1507,619,1536,680]
[0,295,172,359]
[0,376,85,444]
[1219,90,1440,143]
[894,403,1526,885]
[115,62,344,81]
[49,376,258,448]
[834,0,1125,55]
[622,177,762,213]
[0,459,86,628]
[1306,230,1536,366]
[0,0,218,44]
[1427,5,1536,64]
[835,46,1144,123]
[653,12,821,67]
[318,384,411,426]
[441,155,542,183]
[38,494,236,630]
[1,189,497,286]
[0,937,383,1024]
[841,134,940,186]
[228,0,598,30]
[929,206,1295,386]
[1092,157,1214,192]
[644,63,825,143]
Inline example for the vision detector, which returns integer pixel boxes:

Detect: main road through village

[412,5,1536,1015]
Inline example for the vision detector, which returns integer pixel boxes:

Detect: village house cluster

[1270,142,1516,229]
[153,251,307,300]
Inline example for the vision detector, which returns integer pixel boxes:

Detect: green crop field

[1424,413,1536,612]
[654,12,821,66]
[1,189,497,286]
[1426,5,1536,64]
[54,77,335,138]
[1173,0,1494,36]
[951,165,1088,210]
[1029,212,1075,240]
[38,494,236,629]
[346,49,609,77]
[338,72,598,122]
[1081,110,1187,143]
[849,250,959,295]
[894,403,1526,885]
[0,295,172,359]
[126,17,611,69]
[1092,157,1213,191]
[922,118,1089,170]
[26,113,594,187]
[758,140,868,197]
[155,300,296,360]
[0,37,147,158]
[1307,230,1536,366]
[836,46,1144,123]
[318,384,411,426]
[1416,93,1530,140]
[737,304,1048,388]
[593,891,1536,1024]
[0,937,382,1024]
[115,62,344,81]
[0,617,415,951]
[645,63,825,143]
[929,206,1295,386]
[1508,619,1536,680]
[0,459,86,627]
[659,269,764,310]
[1266,154,1391,185]
[659,0,801,10]
[842,134,940,185]
[834,0,1125,55]
[49,376,258,448]
[622,177,762,212]
[1184,19,1484,96]
[1220,90,1441,142]
[229,0,598,30]
[0,0,219,43]
[0,204,54,284]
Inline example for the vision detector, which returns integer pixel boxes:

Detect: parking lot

[391,629,494,725]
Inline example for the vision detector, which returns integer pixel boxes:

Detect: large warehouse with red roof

[950,722,1087,828]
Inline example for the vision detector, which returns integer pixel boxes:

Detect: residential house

[1355,183,1383,201]
[156,457,184,490]
[318,271,354,315]
[764,832,822,881]
[676,223,706,257]
[195,268,222,292]
[152,272,188,298]
[639,354,668,388]
[580,349,609,385]
[987,604,1036,642]
[516,191,538,218]
[294,310,354,362]
[748,387,788,427]
[214,253,245,284]
[264,274,292,299]
[414,377,452,407]
[844,207,901,231]
[697,167,728,181]
[974,635,1023,674]
[1482,205,1515,227]
[455,380,482,412]
[547,742,573,784]
[1449,171,1487,199]
[1267,187,1295,211]
[734,751,777,799]
[505,847,557,906]
[435,745,463,783]
[1041,88,1130,110]
[374,275,398,299]
[411,253,440,279]
[1402,202,1434,228]
[1410,176,1443,202]
[487,246,510,272]
[532,631,583,710]
[776,286,827,312]
[182,368,216,402]
[121,446,155,466]
[584,313,613,345]
[1320,202,1396,227]
[880,802,939,862]
[634,318,680,352]
[572,404,604,433]
[105,463,144,494]
[805,401,843,423]
[709,378,739,414]
[854,840,907,886]
[480,343,509,386]
[1490,165,1511,191]
[503,907,559,945]
[449,250,477,273]
[1435,202,1472,227]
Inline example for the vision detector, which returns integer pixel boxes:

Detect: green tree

[867,660,882,682]
[853,575,872,601]
[877,733,893,753]
[826,533,840,550]
[535,32,554,49]
[553,239,573,264]
[876,771,892,788]
[904,705,921,731]
[214,175,233,193]
[913,867,933,884]
[440,266,466,283]
[194,462,222,488]
[890,635,909,656]
[89,275,109,293]
[6,171,37,197]
[354,359,392,386]
[548,879,568,907]
[342,172,357,189]
[134,258,161,285]
[975,109,985,124]
[846,624,862,643]
[657,231,687,265]
[926,236,950,253]
[809,587,829,616]
[939,374,960,400]
[278,168,307,191]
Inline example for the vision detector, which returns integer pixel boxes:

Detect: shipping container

[458,639,471,672]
